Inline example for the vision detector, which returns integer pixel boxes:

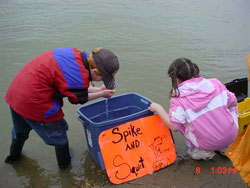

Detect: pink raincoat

[169,76,238,151]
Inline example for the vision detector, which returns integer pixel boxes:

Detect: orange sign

[99,114,176,184]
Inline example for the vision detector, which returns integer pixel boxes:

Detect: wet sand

[104,155,247,188]
[0,132,248,188]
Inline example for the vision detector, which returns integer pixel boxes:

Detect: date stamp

[195,166,237,175]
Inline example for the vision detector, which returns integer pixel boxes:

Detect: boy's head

[88,48,119,89]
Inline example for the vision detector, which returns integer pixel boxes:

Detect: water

[0,0,250,187]
[105,99,109,120]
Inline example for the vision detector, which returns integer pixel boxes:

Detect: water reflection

[3,137,111,187]
[81,151,110,187]
[11,154,82,188]
[12,156,49,187]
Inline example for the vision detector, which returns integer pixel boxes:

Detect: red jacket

[5,47,90,122]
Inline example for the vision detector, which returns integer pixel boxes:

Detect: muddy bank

[0,132,248,188]
[74,132,248,188]
[105,155,247,188]
[71,152,247,188]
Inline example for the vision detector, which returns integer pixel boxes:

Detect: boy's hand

[102,89,115,98]
[100,84,107,91]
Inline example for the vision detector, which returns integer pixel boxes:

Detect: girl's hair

[168,58,199,98]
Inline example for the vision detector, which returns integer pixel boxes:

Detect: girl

[149,58,238,160]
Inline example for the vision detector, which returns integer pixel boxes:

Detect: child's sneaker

[187,147,215,160]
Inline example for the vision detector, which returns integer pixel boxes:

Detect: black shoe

[5,139,25,164]
[55,144,71,169]
[5,155,21,164]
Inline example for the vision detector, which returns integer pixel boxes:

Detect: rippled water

[0,0,250,187]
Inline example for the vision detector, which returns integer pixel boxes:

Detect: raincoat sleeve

[67,88,88,104]
[226,89,237,108]
[217,79,237,107]
[169,99,185,131]
[55,81,89,105]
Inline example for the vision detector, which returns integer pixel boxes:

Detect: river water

[0,0,250,187]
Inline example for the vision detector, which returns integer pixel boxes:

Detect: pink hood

[177,76,218,112]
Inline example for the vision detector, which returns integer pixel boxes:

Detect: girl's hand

[102,89,115,98]
[149,102,176,131]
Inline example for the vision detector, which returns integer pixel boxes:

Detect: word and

[113,155,145,180]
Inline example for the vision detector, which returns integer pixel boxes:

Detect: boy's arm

[88,84,106,93]
[88,89,115,101]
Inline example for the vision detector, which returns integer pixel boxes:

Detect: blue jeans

[10,107,69,147]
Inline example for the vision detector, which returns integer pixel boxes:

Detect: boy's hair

[168,58,199,98]
[87,48,102,76]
